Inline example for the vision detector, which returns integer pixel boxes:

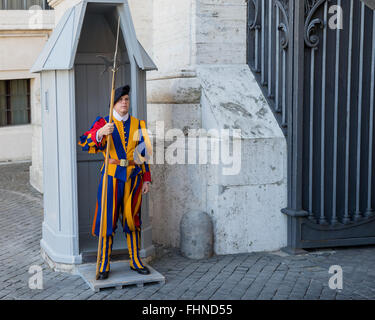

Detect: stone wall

[198,65,287,254]
[147,0,287,253]
[195,0,246,65]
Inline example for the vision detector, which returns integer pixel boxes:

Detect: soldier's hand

[142,181,150,194]
[98,123,114,138]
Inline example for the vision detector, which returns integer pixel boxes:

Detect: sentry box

[30,0,157,267]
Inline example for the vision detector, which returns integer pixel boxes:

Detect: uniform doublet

[78,112,152,273]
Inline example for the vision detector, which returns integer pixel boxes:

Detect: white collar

[113,109,129,122]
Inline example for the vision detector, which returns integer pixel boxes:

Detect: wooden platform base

[77,260,165,292]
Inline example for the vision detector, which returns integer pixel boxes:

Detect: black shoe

[130,266,150,275]
[98,271,109,280]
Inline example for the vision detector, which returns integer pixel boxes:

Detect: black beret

[113,85,130,105]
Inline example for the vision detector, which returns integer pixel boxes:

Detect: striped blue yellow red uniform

[78,114,152,271]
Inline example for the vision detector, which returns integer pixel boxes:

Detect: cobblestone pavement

[0,162,375,300]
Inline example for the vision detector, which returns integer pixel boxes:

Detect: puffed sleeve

[78,117,107,154]
[134,120,152,183]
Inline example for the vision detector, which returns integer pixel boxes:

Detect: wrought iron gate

[247,0,375,250]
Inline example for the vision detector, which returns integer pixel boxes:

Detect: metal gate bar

[247,0,375,251]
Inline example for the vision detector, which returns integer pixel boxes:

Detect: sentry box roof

[30,0,156,73]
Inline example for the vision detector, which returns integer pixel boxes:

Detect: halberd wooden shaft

[95,17,121,280]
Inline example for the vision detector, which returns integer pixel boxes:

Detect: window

[0,0,52,10]
[0,79,31,126]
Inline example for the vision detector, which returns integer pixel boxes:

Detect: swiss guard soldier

[78,85,152,280]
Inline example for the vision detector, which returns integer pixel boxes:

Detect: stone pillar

[128,0,153,56]
[147,0,204,248]
[148,0,288,254]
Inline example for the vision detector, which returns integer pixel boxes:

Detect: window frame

[0,79,31,127]
[0,0,52,10]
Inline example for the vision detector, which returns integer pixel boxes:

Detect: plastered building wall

[0,9,54,193]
